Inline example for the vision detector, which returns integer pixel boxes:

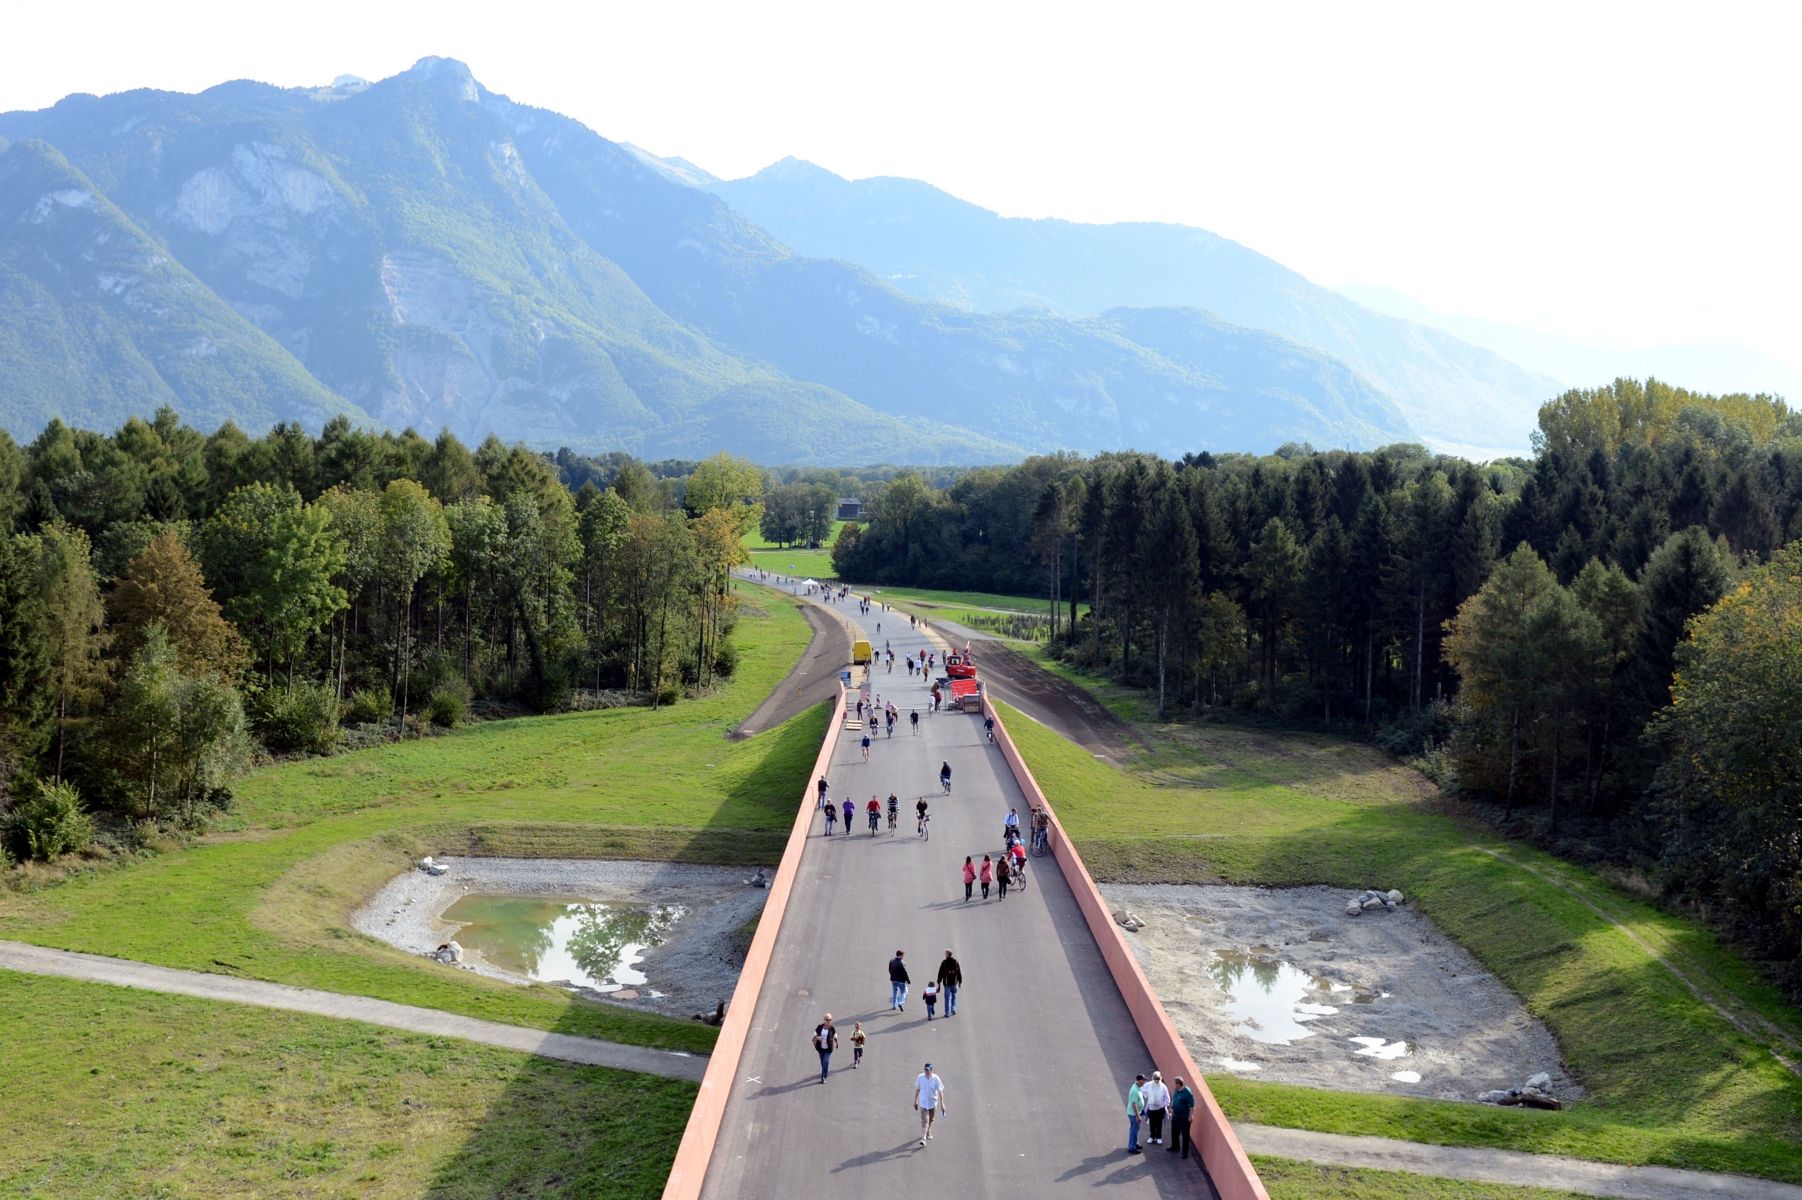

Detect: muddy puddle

[1101,884,1581,1102]
[353,859,766,1015]
[440,895,687,996]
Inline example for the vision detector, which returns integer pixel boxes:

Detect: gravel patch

[1101,883,1581,1103]
[353,858,766,1017]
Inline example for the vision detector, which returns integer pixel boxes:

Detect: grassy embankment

[1001,678,1802,1183]
[0,585,821,1049]
[0,585,825,1197]
[0,971,688,1199]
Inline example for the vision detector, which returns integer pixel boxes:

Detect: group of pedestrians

[1125,1070,1197,1158]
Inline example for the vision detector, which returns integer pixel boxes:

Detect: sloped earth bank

[1102,883,1582,1104]
[354,859,764,1018]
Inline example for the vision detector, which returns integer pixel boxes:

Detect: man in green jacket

[1169,1076,1196,1159]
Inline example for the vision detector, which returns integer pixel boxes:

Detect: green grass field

[1252,1159,1590,1200]
[746,547,838,580]
[0,585,821,1052]
[741,519,848,552]
[0,970,690,1199]
[1002,695,1802,1182]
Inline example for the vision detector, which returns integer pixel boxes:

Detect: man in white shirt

[1142,1070,1172,1144]
[913,1062,947,1145]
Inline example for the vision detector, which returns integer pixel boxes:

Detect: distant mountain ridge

[1,58,1420,461]
[707,157,1563,456]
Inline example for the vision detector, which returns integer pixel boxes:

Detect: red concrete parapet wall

[984,696,1271,1200]
[662,684,847,1200]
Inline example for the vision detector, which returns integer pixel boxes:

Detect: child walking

[923,980,939,1020]
[851,1022,866,1068]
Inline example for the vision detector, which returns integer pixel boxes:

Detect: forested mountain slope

[0,138,359,435]
[0,59,1411,460]
[709,157,1561,455]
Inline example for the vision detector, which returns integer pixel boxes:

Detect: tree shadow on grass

[423,1030,699,1200]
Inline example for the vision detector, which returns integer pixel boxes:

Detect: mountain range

[1,58,1570,462]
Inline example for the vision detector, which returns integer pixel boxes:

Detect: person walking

[823,799,836,836]
[937,950,962,1016]
[851,1022,867,1069]
[962,856,976,901]
[979,854,993,900]
[818,776,830,807]
[910,710,919,735]
[914,1063,946,1145]
[1126,1074,1146,1153]
[995,853,1011,900]
[888,950,910,1010]
[843,797,856,833]
[812,1014,839,1083]
[922,979,939,1020]
[1143,1071,1171,1144]
[1168,1076,1195,1158]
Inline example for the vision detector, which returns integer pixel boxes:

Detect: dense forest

[834,379,1802,988]
[0,409,769,866]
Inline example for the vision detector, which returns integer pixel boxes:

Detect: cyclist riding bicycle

[1032,808,1051,854]
[867,797,881,835]
[939,761,952,794]
[1003,807,1020,839]
[984,716,995,742]
[915,796,931,838]
[886,792,899,830]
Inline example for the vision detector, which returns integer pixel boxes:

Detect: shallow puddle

[441,894,685,993]
[1209,950,1340,1044]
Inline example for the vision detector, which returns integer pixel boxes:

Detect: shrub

[656,683,682,707]
[428,678,470,728]
[254,682,343,754]
[5,780,96,862]
[713,639,741,679]
[347,687,394,725]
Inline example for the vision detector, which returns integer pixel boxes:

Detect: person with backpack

[937,950,962,1016]
[888,950,910,1010]
[812,1014,839,1083]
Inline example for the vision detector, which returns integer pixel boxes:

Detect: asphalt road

[701,591,1217,1199]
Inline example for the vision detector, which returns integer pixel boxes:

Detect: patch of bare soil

[1102,883,1581,1103]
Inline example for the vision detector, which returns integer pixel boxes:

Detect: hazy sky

[6,0,1799,371]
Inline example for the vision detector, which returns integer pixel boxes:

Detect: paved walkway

[1237,1124,1802,1200]
[701,593,1217,1199]
[0,939,709,1083]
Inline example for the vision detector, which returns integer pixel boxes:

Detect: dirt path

[0,939,709,1082]
[1237,1123,1802,1200]
[731,592,852,740]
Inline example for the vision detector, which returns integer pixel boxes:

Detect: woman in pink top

[962,856,976,902]
[979,854,994,900]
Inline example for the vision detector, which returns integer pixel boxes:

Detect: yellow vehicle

[852,639,873,665]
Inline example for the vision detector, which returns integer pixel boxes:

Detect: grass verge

[1001,698,1802,1182]
[0,971,690,1200]
[0,584,821,1054]
[1253,1158,1592,1200]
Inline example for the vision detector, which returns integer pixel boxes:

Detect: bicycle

[917,813,931,840]
[940,776,952,795]
[1032,827,1050,857]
